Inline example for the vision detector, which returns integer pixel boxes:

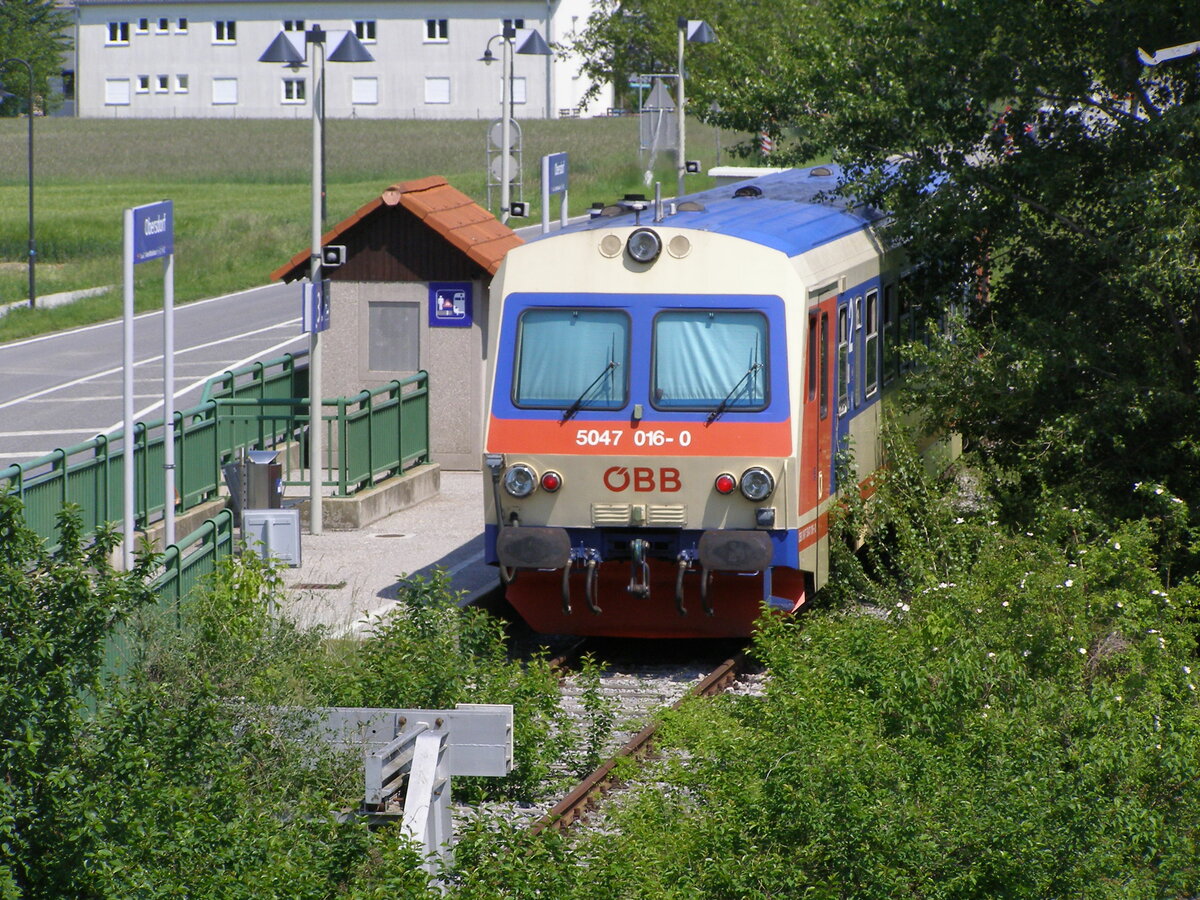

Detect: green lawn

[0,117,750,341]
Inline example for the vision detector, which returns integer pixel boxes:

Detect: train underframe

[489,525,811,639]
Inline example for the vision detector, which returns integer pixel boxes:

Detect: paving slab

[280,471,497,634]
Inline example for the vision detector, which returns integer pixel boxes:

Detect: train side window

[513,308,629,410]
[652,310,768,411]
[864,289,879,397]
[819,312,829,420]
[882,283,898,384]
[837,306,849,416]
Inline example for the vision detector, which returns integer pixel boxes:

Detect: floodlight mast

[675,19,715,200]
[0,58,36,309]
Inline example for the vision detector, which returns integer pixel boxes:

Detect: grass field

[0,117,751,341]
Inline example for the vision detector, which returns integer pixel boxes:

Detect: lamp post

[0,58,36,309]
[261,26,372,534]
[480,27,551,223]
[675,18,715,200]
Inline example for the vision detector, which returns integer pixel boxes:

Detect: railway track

[530,641,753,836]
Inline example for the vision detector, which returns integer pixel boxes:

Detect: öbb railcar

[483,166,908,638]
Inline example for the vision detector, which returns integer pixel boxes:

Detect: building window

[424,76,450,104]
[212,77,238,105]
[136,74,149,93]
[425,19,448,42]
[135,17,149,33]
[106,22,129,44]
[352,76,378,105]
[213,21,236,44]
[355,20,376,42]
[175,18,188,33]
[155,74,169,93]
[156,17,169,33]
[368,302,419,372]
[283,19,304,31]
[105,78,131,105]
[282,77,306,103]
[175,74,189,93]
[502,18,525,31]
[512,76,527,104]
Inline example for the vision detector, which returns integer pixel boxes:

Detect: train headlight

[714,473,737,495]
[540,470,562,493]
[503,464,537,498]
[626,228,663,264]
[739,467,775,501]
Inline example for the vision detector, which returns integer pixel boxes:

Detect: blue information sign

[132,200,173,264]
[429,282,472,328]
[546,152,569,194]
[302,279,331,333]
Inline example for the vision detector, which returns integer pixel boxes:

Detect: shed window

[368,302,420,372]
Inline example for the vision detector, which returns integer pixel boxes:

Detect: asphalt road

[0,283,305,468]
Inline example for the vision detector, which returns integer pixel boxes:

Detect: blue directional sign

[546,152,569,195]
[302,279,331,333]
[429,282,472,328]
[132,200,173,264]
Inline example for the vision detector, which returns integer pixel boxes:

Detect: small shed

[272,176,522,471]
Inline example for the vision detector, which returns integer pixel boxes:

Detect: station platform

[280,471,499,634]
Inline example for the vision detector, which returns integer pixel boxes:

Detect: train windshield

[513,308,629,409]
[652,311,768,411]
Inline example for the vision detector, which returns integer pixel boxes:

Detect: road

[0,283,304,468]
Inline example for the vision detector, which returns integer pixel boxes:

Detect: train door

[802,304,834,586]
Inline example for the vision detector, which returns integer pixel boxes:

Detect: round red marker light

[714,473,737,495]
[541,471,562,492]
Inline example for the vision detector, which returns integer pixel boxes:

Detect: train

[481,165,946,638]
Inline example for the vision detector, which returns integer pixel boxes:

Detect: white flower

[976,608,983,614]
[1172,497,1183,504]
[1115,696,1122,702]
[1133,482,1142,490]
[954,517,965,524]
[1155,487,1164,495]
[1022,650,1031,658]
[1002,601,1009,607]
[987,652,996,659]
[1064,579,1074,588]
[1190,684,1196,692]
[1113,542,1121,550]
[1184,666,1191,675]
[1078,647,1087,655]
[1116,601,1123,608]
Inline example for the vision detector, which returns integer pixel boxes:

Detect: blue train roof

[534,165,884,259]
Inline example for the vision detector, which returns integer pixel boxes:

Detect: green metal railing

[151,508,237,608]
[1,355,430,569]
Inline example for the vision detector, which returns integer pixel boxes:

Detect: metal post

[676,19,686,200]
[1,58,35,308]
[310,37,325,534]
[163,250,175,546]
[122,208,135,568]
[501,35,512,224]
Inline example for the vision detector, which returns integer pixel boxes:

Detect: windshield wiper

[562,361,618,422]
[706,362,763,425]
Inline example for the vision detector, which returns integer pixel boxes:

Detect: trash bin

[245,449,283,509]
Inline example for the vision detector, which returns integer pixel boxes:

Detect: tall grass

[0,117,754,340]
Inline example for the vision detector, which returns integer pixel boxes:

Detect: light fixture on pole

[676,18,715,200]
[480,27,551,223]
[0,58,36,309]
[260,25,372,535]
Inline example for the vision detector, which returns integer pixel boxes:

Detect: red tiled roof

[270,176,522,282]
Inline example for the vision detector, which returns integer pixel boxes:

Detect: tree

[0,0,71,115]
[579,0,1200,537]
[0,496,154,896]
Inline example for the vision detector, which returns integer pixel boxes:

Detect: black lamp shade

[259,32,305,64]
[515,29,552,56]
[328,32,374,63]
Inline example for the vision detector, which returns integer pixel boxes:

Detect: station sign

[132,200,173,264]
[546,152,569,195]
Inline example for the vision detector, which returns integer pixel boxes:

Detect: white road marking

[0,428,109,437]
[0,319,301,413]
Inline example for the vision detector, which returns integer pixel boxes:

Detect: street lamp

[676,18,715,200]
[0,58,36,309]
[260,25,372,535]
[480,27,551,223]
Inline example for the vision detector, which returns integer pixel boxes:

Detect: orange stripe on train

[487,417,793,457]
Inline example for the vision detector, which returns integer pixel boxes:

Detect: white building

[68,0,611,118]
